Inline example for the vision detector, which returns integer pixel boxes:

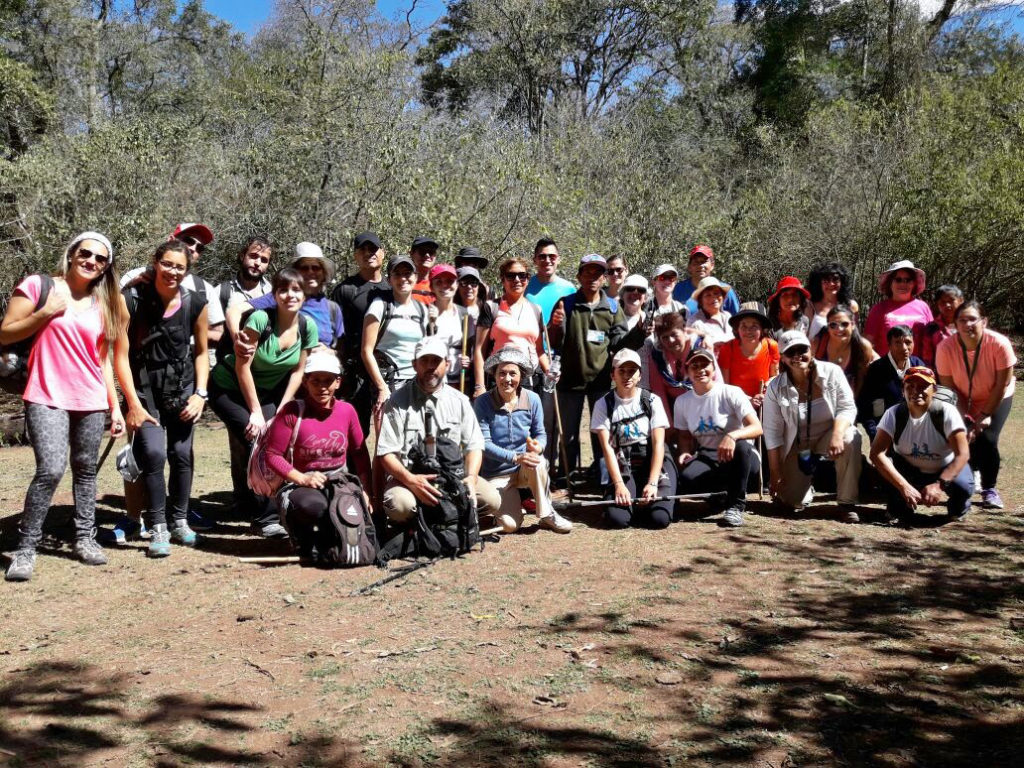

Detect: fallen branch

[350,560,433,596]
[238,556,304,564]
[555,492,721,510]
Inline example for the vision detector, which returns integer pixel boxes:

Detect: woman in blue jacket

[474,345,572,534]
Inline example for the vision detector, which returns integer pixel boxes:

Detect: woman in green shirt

[209,267,319,537]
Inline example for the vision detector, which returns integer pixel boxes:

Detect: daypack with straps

[374,298,428,386]
[0,274,54,395]
[314,471,379,568]
[890,386,959,446]
[125,284,202,413]
[603,388,656,471]
[217,306,311,366]
[247,399,306,498]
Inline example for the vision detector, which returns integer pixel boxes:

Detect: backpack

[316,471,379,567]
[0,274,55,395]
[891,386,958,446]
[124,284,200,413]
[373,298,428,387]
[603,388,656,470]
[247,399,306,498]
[378,434,481,561]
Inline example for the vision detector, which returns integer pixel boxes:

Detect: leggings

[970,396,1012,489]
[132,411,196,529]
[208,380,285,527]
[18,403,106,550]
[604,456,678,529]
[677,440,759,511]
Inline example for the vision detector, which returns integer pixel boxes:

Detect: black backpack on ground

[378,435,481,561]
[317,471,380,568]
[0,274,54,395]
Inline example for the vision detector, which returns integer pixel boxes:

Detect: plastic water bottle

[543,355,561,393]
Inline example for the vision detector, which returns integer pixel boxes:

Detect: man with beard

[217,236,273,312]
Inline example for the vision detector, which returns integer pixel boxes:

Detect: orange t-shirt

[716,338,779,398]
[412,277,435,305]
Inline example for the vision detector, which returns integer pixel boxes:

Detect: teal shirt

[213,310,319,392]
[526,275,576,325]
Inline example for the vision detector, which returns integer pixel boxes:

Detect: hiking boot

[5,550,36,582]
[720,506,745,527]
[947,501,971,522]
[980,488,1004,509]
[74,536,108,566]
[840,508,860,524]
[254,522,290,539]
[147,524,171,558]
[537,511,573,533]
[171,522,197,546]
[187,508,216,531]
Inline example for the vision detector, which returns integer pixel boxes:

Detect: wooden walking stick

[541,314,573,503]
[459,312,469,394]
[757,379,767,500]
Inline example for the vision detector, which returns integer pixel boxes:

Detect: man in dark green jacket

[548,254,628,480]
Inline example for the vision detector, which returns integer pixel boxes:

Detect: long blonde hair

[58,231,121,343]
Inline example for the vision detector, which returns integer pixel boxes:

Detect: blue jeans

[886,455,974,520]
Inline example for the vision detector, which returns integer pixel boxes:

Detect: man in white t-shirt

[673,347,763,527]
[869,366,973,525]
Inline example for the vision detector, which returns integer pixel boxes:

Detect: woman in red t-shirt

[717,302,779,410]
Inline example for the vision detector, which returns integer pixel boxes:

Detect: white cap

[652,264,678,280]
[304,351,341,375]
[778,330,812,355]
[414,336,449,361]
[611,348,642,368]
[622,274,649,292]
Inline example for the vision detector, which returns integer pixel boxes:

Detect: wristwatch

[938,478,951,492]
[195,388,209,401]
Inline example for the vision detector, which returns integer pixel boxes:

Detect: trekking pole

[459,312,469,394]
[757,380,766,500]
[554,492,720,510]
[96,435,118,473]
[541,318,574,503]
[350,560,434,596]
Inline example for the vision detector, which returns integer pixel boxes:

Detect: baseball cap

[387,255,415,275]
[685,347,716,366]
[304,352,342,376]
[904,366,937,386]
[652,264,678,280]
[578,253,608,273]
[353,231,381,250]
[778,330,812,355]
[172,223,213,245]
[411,236,439,251]
[611,348,642,369]
[622,274,648,292]
[414,336,449,361]
[457,266,482,284]
[429,263,457,281]
[688,244,714,262]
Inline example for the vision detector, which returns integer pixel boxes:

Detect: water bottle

[544,355,561,392]
[424,410,437,461]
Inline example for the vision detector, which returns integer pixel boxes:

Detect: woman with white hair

[1,232,137,581]
[474,345,571,534]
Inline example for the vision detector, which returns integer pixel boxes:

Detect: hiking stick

[541,318,574,503]
[554,492,720,510]
[350,560,434,596]
[239,556,304,564]
[757,380,766,500]
[96,435,118,473]
[459,312,469,394]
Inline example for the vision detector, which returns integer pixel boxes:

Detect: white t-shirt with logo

[591,390,670,447]
[877,401,965,473]
[673,383,755,452]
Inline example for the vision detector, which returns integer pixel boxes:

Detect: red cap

[428,263,457,281]
[689,244,714,262]
[171,222,214,245]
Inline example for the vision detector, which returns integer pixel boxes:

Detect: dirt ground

[1,408,1022,768]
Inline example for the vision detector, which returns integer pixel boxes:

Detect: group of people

[0,226,1014,581]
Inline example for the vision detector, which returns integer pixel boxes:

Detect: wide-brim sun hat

[690,276,731,303]
[290,242,336,283]
[728,301,771,331]
[767,276,810,304]
[484,344,535,377]
[878,260,926,297]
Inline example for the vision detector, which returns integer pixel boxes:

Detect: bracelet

[645,482,657,488]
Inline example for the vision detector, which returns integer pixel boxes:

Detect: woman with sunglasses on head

[805,263,859,342]
[2,232,136,581]
[210,267,319,539]
[362,255,428,427]
[813,305,877,398]
[935,300,1016,510]
[121,241,210,557]
[856,325,923,440]
[864,260,933,356]
[472,257,550,399]
[763,331,862,522]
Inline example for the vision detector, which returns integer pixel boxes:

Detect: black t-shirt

[331,274,390,358]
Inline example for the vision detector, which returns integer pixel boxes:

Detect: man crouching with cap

[376,336,499,526]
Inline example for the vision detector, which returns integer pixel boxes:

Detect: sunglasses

[891,276,915,284]
[76,248,110,266]
[654,274,677,281]
[534,253,558,261]
[624,287,647,295]
[784,346,810,357]
[179,235,205,253]
[821,275,842,283]
[607,267,626,275]
[459,279,480,287]
[503,272,529,282]
[828,321,851,330]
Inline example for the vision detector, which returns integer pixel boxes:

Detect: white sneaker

[538,511,572,533]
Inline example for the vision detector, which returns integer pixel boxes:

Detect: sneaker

[186,508,216,531]
[138,518,152,539]
[980,488,1004,509]
[171,523,197,546]
[73,537,108,566]
[254,522,290,539]
[537,511,573,534]
[841,508,860,524]
[720,506,745,527]
[147,524,171,558]
[97,515,143,545]
[5,550,36,582]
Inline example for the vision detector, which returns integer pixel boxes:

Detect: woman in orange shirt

[716,302,779,410]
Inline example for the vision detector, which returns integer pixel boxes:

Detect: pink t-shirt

[484,299,542,366]
[864,299,933,356]
[934,330,1017,418]
[265,398,368,478]
[17,276,109,411]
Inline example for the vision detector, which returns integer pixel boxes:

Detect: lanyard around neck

[959,332,985,410]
